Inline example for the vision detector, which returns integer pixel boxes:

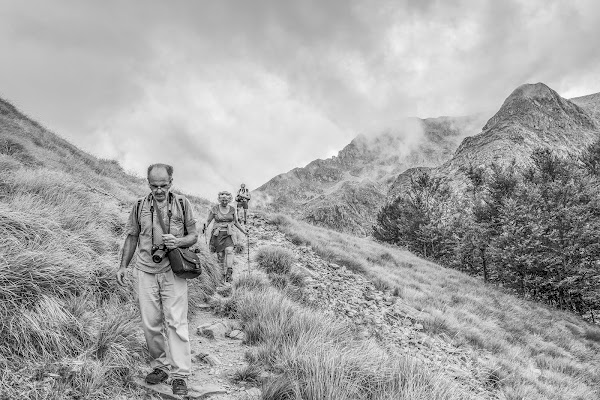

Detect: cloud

[88,43,348,198]
[1,0,599,200]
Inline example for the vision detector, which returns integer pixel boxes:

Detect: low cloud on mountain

[1,0,599,198]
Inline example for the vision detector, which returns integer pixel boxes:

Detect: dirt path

[184,220,261,400]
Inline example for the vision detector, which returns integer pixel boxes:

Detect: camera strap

[151,194,172,246]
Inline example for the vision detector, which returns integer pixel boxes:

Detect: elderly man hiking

[116,163,198,396]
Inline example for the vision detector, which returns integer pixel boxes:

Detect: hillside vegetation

[0,99,218,399]
[375,145,600,321]
[1,97,471,400]
[269,213,600,400]
[3,95,600,400]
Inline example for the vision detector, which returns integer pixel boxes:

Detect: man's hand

[162,234,180,249]
[116,266,128,286]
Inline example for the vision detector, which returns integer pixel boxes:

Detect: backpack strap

[135,197,144,233]
[178,197,188,236]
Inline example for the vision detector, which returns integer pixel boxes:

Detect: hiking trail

[138,212,497,399]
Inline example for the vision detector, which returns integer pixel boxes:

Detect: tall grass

[0,106,221,398]
[0,166,145,399]
[229,275,469,400]
[255,245,295,274]
[0,165,215,398]
[268,213,600,400]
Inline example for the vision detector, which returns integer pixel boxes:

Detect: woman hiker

[203,191,248,282]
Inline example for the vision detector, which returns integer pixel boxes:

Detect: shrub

[392,286,404,298]
[209,294,237,318]
[373,277,392,292]
[267,213,290,226]
[269,274,290,290]
[584,327,600,343]
[234,273,270,292]
[231,363,263,385]
[288,272,305,288]
[287,231,309,246]
[255,246,295,274]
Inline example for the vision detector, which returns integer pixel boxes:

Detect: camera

[151,244,168,263]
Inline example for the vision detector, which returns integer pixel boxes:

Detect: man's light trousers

[136,268,191,378]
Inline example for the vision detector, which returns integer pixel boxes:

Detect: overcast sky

[1,0,599,199]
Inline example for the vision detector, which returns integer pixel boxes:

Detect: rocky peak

[483,82,596,132]
[256,115,485,234]
[431,83,600,194]
[337,135,367,163]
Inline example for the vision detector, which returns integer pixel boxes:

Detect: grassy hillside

[222,273,469,400]
[0,97,471,399]
[268,213,600,400]
[3,95,599,399]
[0,99,217,399]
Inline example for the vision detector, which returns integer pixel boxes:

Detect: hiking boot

[225,268,233,283]
[172,378,188,395]
[145,368,168,384]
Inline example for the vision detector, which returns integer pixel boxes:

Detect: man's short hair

[147,163,174,179]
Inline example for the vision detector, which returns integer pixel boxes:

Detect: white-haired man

[116,163,198,396]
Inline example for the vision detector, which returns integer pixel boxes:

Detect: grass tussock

[255,245,295,275]
[267,212,600,400]
[0,173,148,399]
[229,275,468,400]
[0,173,211,398]
[231,363,263,385]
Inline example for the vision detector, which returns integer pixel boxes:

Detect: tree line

[374,141,600,321]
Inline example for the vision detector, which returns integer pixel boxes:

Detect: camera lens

[152,248,167,263]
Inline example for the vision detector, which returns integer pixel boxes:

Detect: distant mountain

[256,115,486,235]
[571,92,600,125]
[257,83,600,235]
[389,83,600,196]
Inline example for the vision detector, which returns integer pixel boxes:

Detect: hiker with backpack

[203,190,248,282]
[235,183,251,224]
[116,163,197,396]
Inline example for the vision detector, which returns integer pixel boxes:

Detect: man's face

[241,184,245,189]
[148,167,172,202]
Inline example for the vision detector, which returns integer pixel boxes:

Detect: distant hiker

[116,163,197,396]
[235,183,251,224]
[203,191,248,282]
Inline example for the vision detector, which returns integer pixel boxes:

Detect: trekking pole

[247,227,251,276]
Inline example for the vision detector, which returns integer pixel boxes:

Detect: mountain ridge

[431,83,600,188]
[257,83,600,234]
[256,114,487,234]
